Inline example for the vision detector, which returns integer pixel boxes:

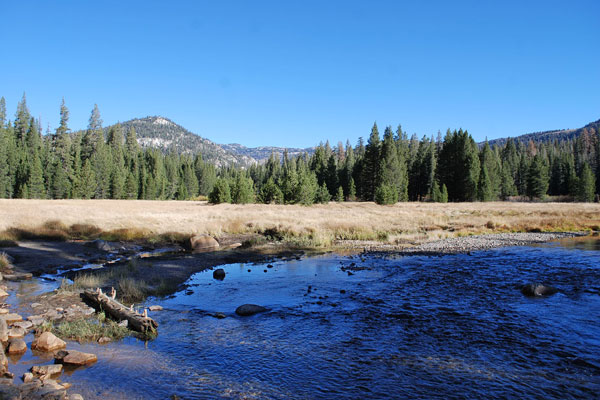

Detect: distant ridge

[105,116,314,167]
[486,119,600,147]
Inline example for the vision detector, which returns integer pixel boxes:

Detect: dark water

[9,238,600,399]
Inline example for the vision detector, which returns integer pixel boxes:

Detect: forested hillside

[1,95,598,204]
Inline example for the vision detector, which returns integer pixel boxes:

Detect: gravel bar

[400,232,587,255]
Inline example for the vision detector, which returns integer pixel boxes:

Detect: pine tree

[27,154,46,198]
[81,104,103,162]
[374,184,397,205]
[477,165,493,201]
[576,163,596,202]
[208,178,231,204]
[260,177,283,204]
[78,160,97,199]
[440,184,448,203]
[335,186,344,202]
[124,171,138,199]
[348,177,357,201]
[231,174,254,204]
[526,154,549,200]
[315,182,331,204]
[360,123,381,201]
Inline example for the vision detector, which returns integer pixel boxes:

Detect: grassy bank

[1,199,599,248]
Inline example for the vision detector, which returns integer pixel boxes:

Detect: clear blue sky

[1,0,598,147]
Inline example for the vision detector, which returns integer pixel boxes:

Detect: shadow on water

[8,238,600,399]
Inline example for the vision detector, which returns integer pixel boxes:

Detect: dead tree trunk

[82,289,158,334]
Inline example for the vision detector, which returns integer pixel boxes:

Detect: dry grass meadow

[1,199,599,248]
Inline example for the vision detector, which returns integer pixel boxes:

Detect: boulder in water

[31,332,66,352]
[213,268,226,280]
[521,283,558,297]
[55,350,97,366]
[189,235,220,252]
[235,304,268,316]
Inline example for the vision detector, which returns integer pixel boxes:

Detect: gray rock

[235,304,268,317]
[212,268,226,280]
[521,283,558,297]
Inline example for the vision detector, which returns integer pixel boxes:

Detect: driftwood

[82,289,158,334]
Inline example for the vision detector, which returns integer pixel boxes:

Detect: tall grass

[0,200,598,248]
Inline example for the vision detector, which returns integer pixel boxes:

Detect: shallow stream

[6,237,600,399]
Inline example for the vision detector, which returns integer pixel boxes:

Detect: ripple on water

[10,239,600,399]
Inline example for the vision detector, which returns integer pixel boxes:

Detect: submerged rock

[235,304,268,317]
[521,283,558,297]
[212,268,226,280]
[149,305,163,312]
[55,350,97,366]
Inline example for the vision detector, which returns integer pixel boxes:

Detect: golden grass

[0,199,599,248]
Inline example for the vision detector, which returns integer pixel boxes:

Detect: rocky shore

[400,232,587,255]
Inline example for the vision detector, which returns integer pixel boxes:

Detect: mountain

[486,119,600,147]
[221,143,314,162]
[107,116,313,167]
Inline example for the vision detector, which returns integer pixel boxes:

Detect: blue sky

[1,0,598,147]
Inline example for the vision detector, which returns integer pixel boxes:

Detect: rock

[0,384,19,400]
[31,303,43,308]
[189,235,220,252]
[118,320,128,328]
[2,272,33,281]
[69,394,85,400]
[7,338,27,354]
[22,372,35,383]
[13,321,33,331]
[0,308,8,315]
[149,305,163,312]
[235,304,268,317]
[267,264,274,268]
[340,289,346,294]
[0,289,8,297]
[0,317,8,343]
[31,364,63,377]
[97,336,111,344]
[521,283,558,297]
[8,326,26,339]
[212,268,226,280]
[55,350,97,366]
[1,314,23,324]
[213,312,227,319]
[31,332,66,352]
[0,345,7,375]
[27,315,45,326]
[87,239,116,252]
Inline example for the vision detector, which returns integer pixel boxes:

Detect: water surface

[9,238,600,399]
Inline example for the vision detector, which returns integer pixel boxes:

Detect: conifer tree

[576,163,596,202]
[231,174,254,204]
[27,154,46,198]
[208,178,231,204]
[335,186,344,202]
[477,165,493,201]
[526,154,549,200]
[78,160,97,199]
[260,177,283,204]
[315,182,331,204]
[361,123,381,201]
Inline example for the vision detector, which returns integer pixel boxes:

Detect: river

[7,237,600,399]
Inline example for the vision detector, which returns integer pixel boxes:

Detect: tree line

[0,95,598,204]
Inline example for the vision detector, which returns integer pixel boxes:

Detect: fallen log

[81,289,158,334]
